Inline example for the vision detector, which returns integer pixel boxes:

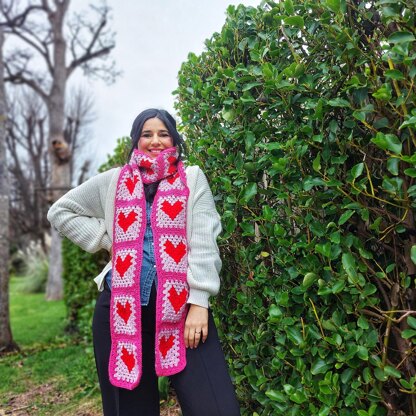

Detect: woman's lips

[148,149,163,157]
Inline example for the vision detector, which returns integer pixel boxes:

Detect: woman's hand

[184,304,208,349]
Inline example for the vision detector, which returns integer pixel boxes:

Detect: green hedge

[174,1,416,415]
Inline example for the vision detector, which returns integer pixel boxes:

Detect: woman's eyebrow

[142,129,169,133]
[142,129,170,133]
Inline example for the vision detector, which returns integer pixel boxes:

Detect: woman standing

[47,109,240,416]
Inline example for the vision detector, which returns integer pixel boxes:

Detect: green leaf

[286,326,304,346]
[269,304,283,320]
[265,389,286,402]
[358,316,370,329]
[404,168,416,178]
[351,163,364,179]
[290,390,307,404]
[407,316,416,330]
[385,69,405,80]
[242,82,263,92]
[303,272,318,289]
[284,16,304,29]
[303,177,326,191]
[384,365,401,378]
[400,116,416,129]
[357,345,369,361]
[374,367,388,381]
[242,183,257,203]
[372,85,392,101]
[326,0,340,13]
[332,279,345,293]
[245,131,256,152]
[411,246,416,265]
[327,98,350,107]
[316,242,331,258]
[342,252,358,284]
[284,0,294,14]
[371,132,402,154]
[341,367,354,384]
[401,329,416,339]
[338,210,354,225]
[311,358,331,375]
[313,153,321,172]
[388,31,416,44]
[221,108,235,122]
[387,158,399,175]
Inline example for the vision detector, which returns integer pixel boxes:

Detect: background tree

[1,0,117,299]
[6,87,95,251]
[0,24,16,354]
[175,1,416,414]
[0,0,44,356]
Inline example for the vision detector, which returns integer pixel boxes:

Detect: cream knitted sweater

[47,165,222,308]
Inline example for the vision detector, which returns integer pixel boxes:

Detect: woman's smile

[138,117,173,158]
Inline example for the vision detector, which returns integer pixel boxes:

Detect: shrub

[13,241,49,293]
[174,1,416,415]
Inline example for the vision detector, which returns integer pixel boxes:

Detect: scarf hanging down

[109,147,190,390]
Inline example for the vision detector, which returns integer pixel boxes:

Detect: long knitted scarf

[109,147,190,390]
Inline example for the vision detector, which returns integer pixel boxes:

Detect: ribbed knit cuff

[101,234,112,252]
[187,288,210,309]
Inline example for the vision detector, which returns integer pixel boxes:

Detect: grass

[9,276,66,347]
[1,276,181,415]
[1,276,102,415]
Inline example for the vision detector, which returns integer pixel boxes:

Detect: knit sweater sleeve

[47,168,117,253]
[186,167,222,308]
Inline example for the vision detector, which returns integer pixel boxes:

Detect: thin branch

[3,62,48,101]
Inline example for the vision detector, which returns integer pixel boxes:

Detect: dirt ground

[1,382,181,415]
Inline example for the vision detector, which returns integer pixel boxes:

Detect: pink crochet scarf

[109,147,190,390]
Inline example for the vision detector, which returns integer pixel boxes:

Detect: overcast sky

[70,0,261,170]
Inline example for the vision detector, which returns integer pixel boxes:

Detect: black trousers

[92,282,240,416]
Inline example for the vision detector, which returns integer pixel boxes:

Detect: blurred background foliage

[62,0,416,414]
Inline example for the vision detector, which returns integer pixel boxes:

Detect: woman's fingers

[185,305,209,348]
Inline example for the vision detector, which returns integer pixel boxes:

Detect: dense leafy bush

[174,1,416,415]
[62,237,107,337]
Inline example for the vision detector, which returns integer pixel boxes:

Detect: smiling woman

[138,118,173,158]
[47,108,240,416]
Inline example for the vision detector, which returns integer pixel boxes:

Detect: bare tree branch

[3,59,48,101]
[66,4,116,80]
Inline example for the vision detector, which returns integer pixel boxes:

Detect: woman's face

[137,117,173,158]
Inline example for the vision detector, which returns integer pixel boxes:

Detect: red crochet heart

[161,200,183,220]
[167,156,177,174]
[118,211,137,232]
[116,253,133,277]
[141,160,154,175]
[117,301,132,324]
[164,240,186,264]
[125,176,138,194]
[121,346,135,372]
[167,173,178,184]
[159,335,175,358]
[168,287,187,313]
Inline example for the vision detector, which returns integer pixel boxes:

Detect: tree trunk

[0,26,18,354]
[45,1,71,301]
